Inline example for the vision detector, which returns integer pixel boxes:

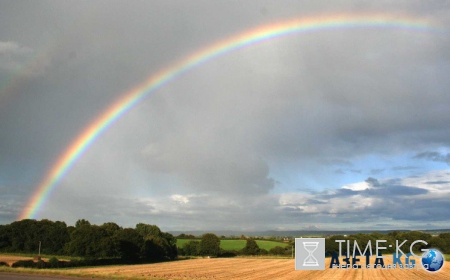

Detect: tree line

[1,219,448,263]
[178,236,293,257]
[0,219,177,263]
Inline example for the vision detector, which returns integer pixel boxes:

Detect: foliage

[12,260,35,268]
[269,246,287,255]
[135,223,161,238]
[113,228,143,262]
[180,240,200,256]
[64,223,109,258]
[75,219,90,229]
[199,233,221,256]
[242,239,260,255]
[177,233,196,239]
[0,219,70,255]
[0,219,178,263]
[48,257,59,268]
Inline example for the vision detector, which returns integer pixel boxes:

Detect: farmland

[2,256,447,280]
[1,253,449,280]
[176,239,288,251]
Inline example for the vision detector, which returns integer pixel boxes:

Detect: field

[176,239,288,251]
[1,255,449,279]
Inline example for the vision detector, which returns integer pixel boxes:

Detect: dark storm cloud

[1,1,450,230]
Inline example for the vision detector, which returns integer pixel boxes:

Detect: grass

[176,239,288,251]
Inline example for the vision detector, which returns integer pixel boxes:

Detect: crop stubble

[70,257,449,280]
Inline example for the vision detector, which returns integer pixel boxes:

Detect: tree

[135,223,161,238]
[0,225,11,250]
[100,222,121,237]
[75,219,91,229]
[113,228,143,262]
[161,232,177,259]
[242,239,260,255]
[199,233,220,257]
[64,224,106,258]
[439,233,450,253]
[181,240,200,256]
[142,235,171,260]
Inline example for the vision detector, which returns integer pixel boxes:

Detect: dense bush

[48,257,59,268]
[11,260,35,268]
[180,240,200,256]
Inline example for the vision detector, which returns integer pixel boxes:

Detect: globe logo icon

[421,249,444,272]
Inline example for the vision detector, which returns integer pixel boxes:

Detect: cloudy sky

[1,1,450,231]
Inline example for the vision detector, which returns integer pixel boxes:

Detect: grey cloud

[414,151,450,164]
[0,41,34,72]
[2,1,450,230]
[364,177,428,196]
[392,166,418,171]
[364,185,428,196]
[425,180,450,185]
[365,177,381,188]
[370,168,385,175]
[319,159,353,166]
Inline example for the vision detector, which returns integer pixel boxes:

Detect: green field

[177,239,288,251]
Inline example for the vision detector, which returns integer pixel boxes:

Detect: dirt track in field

[68,256,449,280]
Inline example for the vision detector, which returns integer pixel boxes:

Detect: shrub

[242,239,260,255]
[269,246,286,255]
[0,261,8,267]
[49,257,59,268]
[12,260,35,268]
[36,260,46,269]
[217,250,237,257]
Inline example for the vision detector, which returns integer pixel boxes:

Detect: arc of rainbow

[18,14,442,220]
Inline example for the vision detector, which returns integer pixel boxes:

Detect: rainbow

[18,14,443,220]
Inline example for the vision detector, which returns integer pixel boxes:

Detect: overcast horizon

[1,1,450,232]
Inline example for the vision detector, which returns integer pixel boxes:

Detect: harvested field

[0,255,47,266]
[67,256,449,280]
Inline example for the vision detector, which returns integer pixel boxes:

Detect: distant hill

[169,228,450,237]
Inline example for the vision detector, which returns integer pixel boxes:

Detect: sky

[1,0,450,231]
